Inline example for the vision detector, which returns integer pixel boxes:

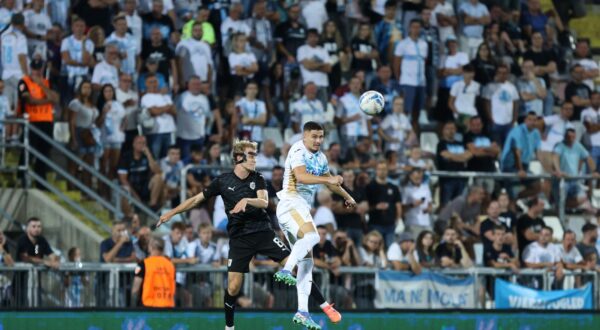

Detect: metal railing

[0,118,157,234]
[179,165,597,223]
[2,263,598,309]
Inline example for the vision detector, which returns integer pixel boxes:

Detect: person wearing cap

[1,13,29,113]
[387,232,421,273]
[106,13,139,78]
[17,58,59,181]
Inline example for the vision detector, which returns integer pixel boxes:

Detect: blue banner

[375,271,475,309]
[495,279,593,310]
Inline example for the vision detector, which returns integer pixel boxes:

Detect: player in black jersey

[156,140,340,330]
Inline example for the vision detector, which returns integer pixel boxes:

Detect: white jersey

[1,27,28,80]
[278,140,330,206]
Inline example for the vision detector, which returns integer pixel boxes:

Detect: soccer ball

[359,90,385,116]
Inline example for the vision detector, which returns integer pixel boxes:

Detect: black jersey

[203,171,272,238]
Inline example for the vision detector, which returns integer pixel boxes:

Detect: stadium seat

[543,216,564,242]
[420,132,439,155]
[263,127,284,148]
[284,128,295,143]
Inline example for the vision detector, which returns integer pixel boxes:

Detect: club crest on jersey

[388,188,393,195]
[250,182,255,190]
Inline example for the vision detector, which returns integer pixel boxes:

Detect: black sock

[309,281,326,306]
[224,290,236,327]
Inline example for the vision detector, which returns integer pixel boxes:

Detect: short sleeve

[68,99,81,113]
[386,243,403,261]
[296,46,308,61]
[40,237,52,256]
[134,261,145,278]
[117,152,131,174]
[60,38,68,52]
[393,41,404,57]
[449,81,461,97]
[91,64,102,84]
[255,173,267,190]
[258,101,267,116]
[522,246,536,263]
[203,176,221,199]
[393,185,401,203]
[289,147,306,170]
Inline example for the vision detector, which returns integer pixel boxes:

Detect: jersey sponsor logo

[250,182,255,190]
[228,186,235,191]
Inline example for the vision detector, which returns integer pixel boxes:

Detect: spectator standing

[141,27,177,85]
[448,64,480,129]
[2,13,29,113]
[351,23,379,87]
[321,20,346,92]
[458,0,490,59]
[67,80,98,188]
[160,145,184,202]
[91,43,120,90]
[499,112,542,198]
[387,232,421,274]
[523,32,557,116]
[369,65,400,115]
[246,1,273,83]
[116,73,139,155]
[517,59,547,119]
[255,139,279,180]
[123,0,143,51]
[436,121,472,205]
[131,237,176,307]
[274,4,306,77]
[365,161,402,248]
[176,76,211,161]
[162,222,194,306]
[236,81,267,143]
[23,0,51,60]
[538,102,574,173]
[117,135,165,214]
[290,82,327,134]
[332,169,368,245]
[516,197,545,260]
[431,0,458,44]
[301,0,328,33]
[374,0,402,66]
[436,227,473,268]
[469,42,496,88]
[464,116,500,175]
[483,65,519,145]
[106,14,140,78]
[176,22,213,88]
[437,37,469,123]
[228,33,258,97]
[582,92,600,169]
[60,17,94,105]
[98,84,127,188]
[64,247,86,307]
[138,58,169,94]
[18,59,59,183]
[297,28,332,105]
[565,64,592,121]
[140,74,176,159]
[336,77,370,154]
[393,19,427,132]
[219,2,251,55]
[572,39,598,91]
[401,168,433,236]
[141,0,175,42]
[378,96,412,154]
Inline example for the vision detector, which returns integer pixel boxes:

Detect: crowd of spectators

[3,0,600,308]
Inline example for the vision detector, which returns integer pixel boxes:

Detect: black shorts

[227,230,290,273]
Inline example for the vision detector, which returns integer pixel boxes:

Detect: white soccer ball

[359,90,385,116]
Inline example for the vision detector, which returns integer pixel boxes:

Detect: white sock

[320,302,330,309]
[283,232,320,273]
[296,258,313,313]
[225,326,234,330]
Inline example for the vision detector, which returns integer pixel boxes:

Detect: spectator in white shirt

[116,73,139,155]
[290,82,327,133]
[106,14,140,77]
[336,77,371,155]
[91,43,120,91]
[220,2,251,55]
[246,1,273,83]
[378,96,413,153]
[358,230,387,269]
[401,168,433,236]
[228,32,258,97]
[176,21,213,89]
[97,84,127,189]
[449,64,480,130]
[483,64,519,146]
[123,0,143,52]
[314,189,337,238]
[236,81,267,143]
[437,37,470,123]
[387,232,422,274]
[538,102,574,173]
[517,59,547,119]
[0,0,16,31]
[572,39,599,91]
[302,0,328,33]
[523,226,564,287]
[140,74,176,159]
[458,0,490,59]
[160,145,184,201]
[61,17,94,104]
[175,76,211,161]
[556,230,588,273]
[297,28,332,106]
[582,92,600,170]
[431,0,457,44]
[393,19,427,132]
[1,13,29,112]
[162,222,194,306]
[23,0,51,59]
[255,139,279,180]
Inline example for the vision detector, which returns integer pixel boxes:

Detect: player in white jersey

[274,121,355,328]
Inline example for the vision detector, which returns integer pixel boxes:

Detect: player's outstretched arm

[156,192,206,227]
[293,166,342,186]
[323,172,356,208]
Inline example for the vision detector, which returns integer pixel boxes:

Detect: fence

[1,263,598,309]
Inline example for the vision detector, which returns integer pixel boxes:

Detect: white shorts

[276,197,314,246]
